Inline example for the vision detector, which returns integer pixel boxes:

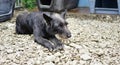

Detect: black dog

[16,12,71,51]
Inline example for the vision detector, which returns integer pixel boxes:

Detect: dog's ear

[43,13,52,25]
[61,10,67,19]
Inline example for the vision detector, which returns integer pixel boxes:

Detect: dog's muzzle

[66,34,71,38]
[56,33,71,39]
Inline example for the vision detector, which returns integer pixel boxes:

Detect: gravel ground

[0,11,120,65]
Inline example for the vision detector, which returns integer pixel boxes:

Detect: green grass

[22,0,36,9]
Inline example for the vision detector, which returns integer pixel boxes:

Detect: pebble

[98,42,107,48]
[90,61,103,65]
[6,49,14,54]
[71,60,78,65]
[80,53,92,61]
[69,43,82,49]
[44,62,55,65]
[0,45,5,51]
[64,45,71,49]
[79,60,86,65]
[45,55,56,62]
[34,60,41,65]
[89,49,104,55]
[54,52,62,57]
[27,59,35,65]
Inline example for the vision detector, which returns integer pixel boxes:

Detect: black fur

[16,12,71,51]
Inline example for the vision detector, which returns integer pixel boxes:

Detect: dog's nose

[67,34,71,38]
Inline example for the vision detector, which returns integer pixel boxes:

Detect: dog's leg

[16,13,30,34]
[49,36,64,51]
[16,19,24,34]
[33,25,55,51]
[35,37,55,51]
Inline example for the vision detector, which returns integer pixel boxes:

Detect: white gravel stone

[54,52,62,57]
[0,45,5,51]
[80,53,92,61]
[34,60,41,65]
[27,59,35,65]
[45,55,56,62]
[44,62,55,65]
[98,42,107,48]
[89,49,104,55]
[79,60,86,65]
[6,49,14,54]
[90,61,103,65]
[71,60,78,65]
[64,45,71,49]
[69,43,82,49]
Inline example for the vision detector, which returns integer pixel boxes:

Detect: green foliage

[22,0,36,9]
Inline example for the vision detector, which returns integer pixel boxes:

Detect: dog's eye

[59,23,63,27]
[65,22,68,25]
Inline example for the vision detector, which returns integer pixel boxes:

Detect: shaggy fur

[16,12,71,51]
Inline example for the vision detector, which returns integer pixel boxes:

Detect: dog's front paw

[46,44,55,51]
[54,43,64,51]
[42,41,55,51]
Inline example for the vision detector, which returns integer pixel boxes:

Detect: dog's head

[43,13,71,39]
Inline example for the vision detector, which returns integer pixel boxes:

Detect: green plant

[22,0,36,9]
